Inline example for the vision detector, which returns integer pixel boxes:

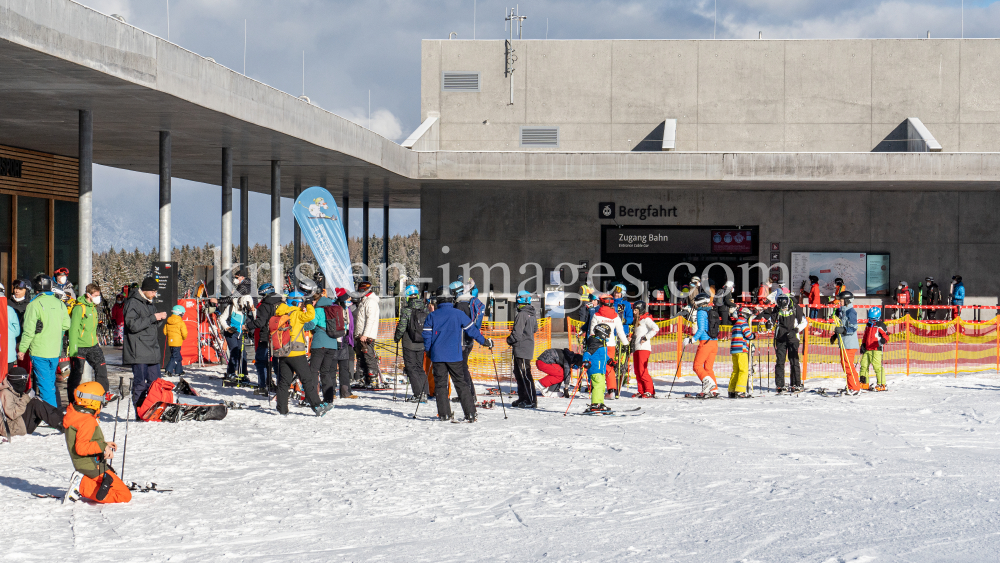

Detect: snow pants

[226,333,247,376]
[512,357,536,404]
[164,346,184,376]
[30,356,59,407]
[254,342,279,388]
[536,360,564,388]
[432,361,476,419]
[728,352,749,394]
[858,350,884,386]
[130,363,160,409]
[774,337,801,389]
[840,347,860,391]
[22,397,64,434]
[353,341,381,385]
[276,355,321,415]
[80,469,132,504]
[310,347,339,403]
[589,371,607,405]
[692,340,718,388]
[604,346,618,392]
[402,348,429,397]
[633,350,654,395]
[68,345,109,405]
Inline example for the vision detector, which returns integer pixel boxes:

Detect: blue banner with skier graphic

[292,186,354,291]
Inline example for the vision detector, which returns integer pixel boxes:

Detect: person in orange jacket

[163,305,189,375]
[63,381,132,504]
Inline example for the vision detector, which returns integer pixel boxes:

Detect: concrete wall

[422,39,1000,153]
[420,186,1000,299]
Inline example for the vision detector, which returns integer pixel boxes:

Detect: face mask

[57,276,67,285]
[91,296,102,305]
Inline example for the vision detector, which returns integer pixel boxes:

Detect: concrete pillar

[342,179,350,239]
[221,148,232,296]
[292,182,302,276]
[239,176,249,277]
[382,192,389,295]
[362,189,369,282]
[159,131,171,261]
[270,160,281,291]
[77,110,93,288]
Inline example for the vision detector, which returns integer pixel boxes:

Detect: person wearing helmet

[688,292,721,397]
[272,292,332,416]
[62,380,131,504]
[726,306,757,398]
[807,275,822,319]
[422,286,493,422]
[454,278,486,399]
[9,278,31,348]
[1,367,65,440]
[765,293,807,393]
[17,274,72,407]
[950,275,965,320]
[352,280,382,388]
[829,277,847,314]
[394,284,430,403]
[581,324,615,413]
[219,293,252,383]
[611,284,634,337]
[630,301,659,398]
[506,291,539,407]
[308,287,342,403]
[246,282,283,391]
[577,288,599,335]
[589,293,628,399]
[52,267,76,302]
[831,290,861,394]
[922,277,943,320]
[686,276,703,309]
[858,307,889,391]
[713,280,736,321]
[163,304,189,376]
[123,277,168,409]
[67,283,113,405]
[893,281,912,320]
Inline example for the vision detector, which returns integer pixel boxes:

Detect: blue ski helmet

[286,291,305,306]
[258,282,275,296]
[868,307,882,320]
[171,305,186,316]
[449,280,464,296]
[404,284,419,297]
[516,290,532,305]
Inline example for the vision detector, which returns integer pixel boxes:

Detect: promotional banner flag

[292,186,354,291]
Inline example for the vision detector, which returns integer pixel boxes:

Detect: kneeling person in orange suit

[63,381,132,504]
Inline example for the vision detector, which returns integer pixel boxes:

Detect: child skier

[859,307,890,391]
[581,324,615,413]
[727,307,756,398]
[831,290,862,395]
[163,305,188,375]
[589,294,628,398]
[63,381,132,504]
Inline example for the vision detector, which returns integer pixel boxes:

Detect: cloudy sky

[79,0,1000,250]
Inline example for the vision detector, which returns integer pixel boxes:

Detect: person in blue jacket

[423,289,493,423]
[611,283,634,336]
[581,324,614,413]
[951,275,965,319]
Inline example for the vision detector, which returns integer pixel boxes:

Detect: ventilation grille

[520,126,559,147]
[442,71,480,92]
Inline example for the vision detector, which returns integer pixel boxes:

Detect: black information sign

[151,261,178,368]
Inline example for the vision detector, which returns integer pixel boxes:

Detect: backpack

[706,309,721,339]
[863,322,884,351]
[322,305,347,339]
[407,308,428,344]
[268,314,307,357]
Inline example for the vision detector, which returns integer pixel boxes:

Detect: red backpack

[863,322,886,351]
[269,314,307,357]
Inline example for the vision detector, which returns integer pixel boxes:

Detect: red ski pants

[605,347,618,391]
[633,350,653,395]
[536,361,564,387]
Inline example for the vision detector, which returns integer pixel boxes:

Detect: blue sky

[81,0,1000,250]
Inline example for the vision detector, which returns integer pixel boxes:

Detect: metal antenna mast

[504,6,527,105]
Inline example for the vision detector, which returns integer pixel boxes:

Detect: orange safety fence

[373,317,552,381]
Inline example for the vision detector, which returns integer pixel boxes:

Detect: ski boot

[437,412,455,422]
[873,384,888,392]
[453,413,478,424]
[562,386,571,398]
[63,471,84,505]
[585,403,612,414]
[734,392,752,399]
[790,385,805,393]
[510,399,524,408]
[645,392,656,399]
[312,402,334,417]
[843,387,861,396]
[405,393,428,403]
[728,392,737,399]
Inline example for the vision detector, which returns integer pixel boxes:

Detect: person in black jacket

[762,294,807,393]
[534,347,583,397]
[394,285,429,402]
[246,283,282,390]
[508,291,538,408]
[8,278,30,351]
[123,277,167,408]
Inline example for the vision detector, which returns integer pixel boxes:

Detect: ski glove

[582,361,592,370]
[484,338,494,349]
[683,337,694,346]
[834,327,846,335]
[829,334,839,345]
[639,337,647,344]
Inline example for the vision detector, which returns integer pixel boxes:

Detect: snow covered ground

[3,365,1000,562]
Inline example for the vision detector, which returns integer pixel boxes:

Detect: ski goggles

[74,389,108,406]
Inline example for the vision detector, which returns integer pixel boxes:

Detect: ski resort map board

[791,253,891,297]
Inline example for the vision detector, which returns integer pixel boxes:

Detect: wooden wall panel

[0,144,78,202]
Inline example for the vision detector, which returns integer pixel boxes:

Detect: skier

[728,306,757,398]
[309,290,342,403]
[353,281,382,389]
[893,281,912,320]
[631,301,659,398]
[1,368,65,440]
[714,280,736,323]
[9,278,30,351]
[63,381,131,504]
[219,293,254,383]
[950,275,965,320]
[333,289,358,399]
[611,283,634,336]
[581,324,615,413]
[687,276,704,308]
[507,290,538,408]
[534,347,583,397]
[51,267,76,302]
[246,282,282,390]
[421,288,493,422]
[922,277,943,320]
[755,281,771,306]
[831,290,861,395]
[17,275,71,407]
[270,292,332,416]
[589,294,628,399]
[858,307,890,391]
[67,283,112,404]
[163,305,188,376]
[767,293,807,393]
[395,284,430,402]
[829,277,847,314]
[122,277,167,409]
[454,278,486,397]
[807,275,822,319]
[688,293,720,397]
[110,292,125,346]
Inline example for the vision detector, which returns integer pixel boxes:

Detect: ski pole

[119,396,132,480]
[488,346,508,419]
[563,366,585,416]
[667,340,686,399]
[111,376,123,442]
[392,342,400,402]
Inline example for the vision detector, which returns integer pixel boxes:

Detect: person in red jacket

[807,275,822,319]
[110,293,126,347]
[63,381,132,504]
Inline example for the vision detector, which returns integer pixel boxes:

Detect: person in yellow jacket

[163,305,189,375]
[67,283,113,405]
[272,292,331,417]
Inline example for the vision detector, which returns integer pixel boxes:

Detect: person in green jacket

[17,275,72,407]
[67,283,112,406]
